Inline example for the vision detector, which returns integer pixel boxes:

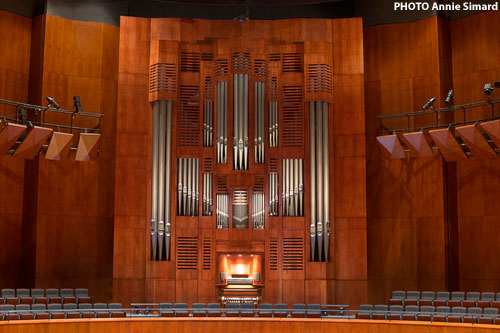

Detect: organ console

[218,254,263,304]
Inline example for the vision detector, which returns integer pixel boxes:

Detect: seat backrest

[75,288,89,297]
[389,305,403,312]
[436,306,450,313]
[274,303,287,310]
[16,289,30,298]
[207,303,221,310]
[467,307,482,314]
[0,304,15,311]
[241,304,254,310]
[406,291,420,299]
[421,291,435,300]
[404,305,418,312]
[93,303,107,309]
[32,304,46,311]
[60,289,74,297]
[63,303,77,310]
[307,304,321,310]
[259,303,272,310]
[174,303,187,309]
[292,303,306,310]
[484,308,499,315]
[16,304,30,311]
[481,292,495,301]
[31,289,45,297]
[46,289,59,297]
[109,303,122,309]
[48,303,62,310]
[359,304,373,311]
[193,303,206,309]
[1,289,15,298]
[159,303,173,309]
[496,292,500,301]
[451,306,466,314]
[451,291,465,300]
[79,303,92,310]
[391,291,405,299]
[436,291,450,300]
[420,306,434,313]
[374,304,388,311]
[226,303,239,310]
[466,292,480,300]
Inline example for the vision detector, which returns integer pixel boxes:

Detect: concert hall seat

[32,304,49,319]
[258,303,272,317]
[193,303,207,317]
[2,289,18,305]
[401,305,418,321]
[79,303,93,318]
[433,292,450,307]
[478,308,498,324]
[357,304,372,319]
[478,292,495,308]
[419,291,435,306]
[416,306,434,321]
[432,306,449,322]
[240,303,255,317]
[16,289,33,305]
[93,303,110,318]
[404,291,420,306]
[389,291,405,305]
[225,303,240,317]
[387,305,403,320]
[207,303,221,317]
[448,292,465,307]
[306,304,321,318]
[48,303,65,319]
[291,304,306,318]
[16,304,34,320]
[75,288,91,304]
[463,307,481,323]
[31,289,47,304]
[46,289,61,304]
[174,303,189,317]
[447,306,466,323]
[63,303,80,319]
[109,303,126,318]
[1,304,17,320]
[463,292,480,308]
[372,305,388,320]
[273,303,288,318]
[159,303,174,317]
[61,289,76,304]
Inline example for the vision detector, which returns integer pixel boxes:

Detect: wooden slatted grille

[149,63,176,93]
[282,86,304,147]
[270,158,278,173]
[307,64,332,94]
[269,53,281,62]
[253,176,265,192]
[232,52,251,72]
[283,237,304,271]
[216,176,228,192]
[178,85,200,147]
[270,77,278,101]
[282,53,302,72]
[204,76,213,100]
[269,238,278,270]
[176,236,198,270]
[181,52,200,72]
[201,53,214,61]
[203,157,213,173]
[202,237,212,270]
[215,59,229,76]
[254,59,268,77]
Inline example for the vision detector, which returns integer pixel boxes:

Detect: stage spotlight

[73,96,82,114]
[484,83,494,96]
[46,96,60,109]
[234,4,249,23]
[422,97,436,110]
[445,89,454,104]
[494,81,500,88]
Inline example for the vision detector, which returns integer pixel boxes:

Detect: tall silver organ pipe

[269,101,278,147]
[254,81,265,163]
[203,101,213,147]
[150,100,173,261]
[217,82,227,163]
[252,192,265,229]
[309,101,330,262]
[233,73,249,170]
[202,173,213,216]
[233,189,249,228]
[268,173,279,216]
[216,193,229,229]
[177,158,199,216]
[282,158,304,217]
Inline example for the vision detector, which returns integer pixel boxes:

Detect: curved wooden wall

[1,318,500,333]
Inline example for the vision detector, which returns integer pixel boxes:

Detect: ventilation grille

[204,76,213,100]
[269,238,278,270]
[307,64,332,94]
[181,52,200,72]
[178,85,200,147]
[283,237,304,271]
[203,157,213,173]
[269,53,281,62]
[270,77,278,101]
[215,59,229,76]
[254,59,268,77]
[282,86,304,147]
[149,63,176,93]
[253,176,265,192]
[201,53,214,61]
[270,158,278,173]
[282,53,302,72]
[216,176,228,192]
[232,52,251,72]
[176,236,198,270]
[202,237,212,270]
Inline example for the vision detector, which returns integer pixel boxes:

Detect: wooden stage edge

[1,318,499,332]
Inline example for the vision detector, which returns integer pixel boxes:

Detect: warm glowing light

[231,264,250,275]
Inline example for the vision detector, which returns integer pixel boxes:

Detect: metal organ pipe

[322,101,330,262]
[255,81,265,164]
[217,82,227,163]
[150,102,159,261]
[157,101,166,261]
[216,193,229,229]
[177,158,199,217]
[269,173,278,216]
[233,74,249,170]
[282,158,304,217]
[203,173,213,216]
[252,192,265,229]
[204,101,213,147]
[309,102,316,261]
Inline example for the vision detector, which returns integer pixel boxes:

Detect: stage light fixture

[73,96,82,113]
[484,83,494,96]
[46,96,60,109]
[18,107,27,124]
[445,89,454,104]
[422,97,436,110]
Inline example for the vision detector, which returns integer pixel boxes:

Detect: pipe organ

[137,18,358,305]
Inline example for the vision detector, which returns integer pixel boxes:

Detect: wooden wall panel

[364,17,449,304]
[451,10,500,292]
[0,10,32,288]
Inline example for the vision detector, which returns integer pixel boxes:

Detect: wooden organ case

[114,17,367,307]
